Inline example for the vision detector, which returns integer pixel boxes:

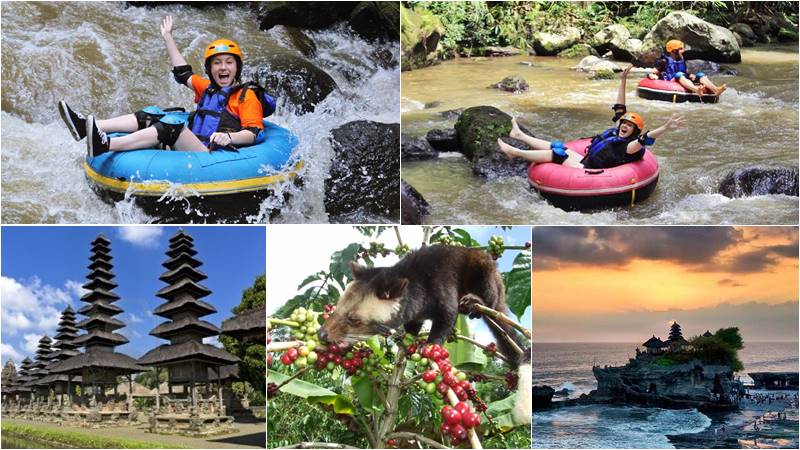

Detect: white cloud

[0,343,23,364]
[1,276,69,334]
[128,313,143,324]
[203,336,220,347]
[23,334,42,354]
[65,279,89,298]
[117,227,164,247]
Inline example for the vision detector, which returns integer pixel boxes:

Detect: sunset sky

[533,226,798,343]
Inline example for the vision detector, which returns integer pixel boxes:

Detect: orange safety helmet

[665,39,685,53]
[619,112,644,131]
[204,39,243,82]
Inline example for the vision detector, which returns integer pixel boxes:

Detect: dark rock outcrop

[454,106,529,178]
[591,356,739,412]
[282,26,318,58]
[719,166,799,198]
[253,54,338,114]
[483,46,523,57]
[730,23,757,47]
[637,12,741,66]
[400,180,430,225]
[425,128,460,153]
[255,2,357,31]
[325,121,400,221]
[533,385,555,409]
[401,135,438,161]
[348,1,400,43]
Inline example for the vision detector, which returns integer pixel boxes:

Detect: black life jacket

[582,128,643,169]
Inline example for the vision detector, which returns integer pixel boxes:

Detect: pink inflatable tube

[527,138,659,211]
[636,77,718,103]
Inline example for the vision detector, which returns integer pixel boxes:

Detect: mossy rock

[558,44,598,59]
[400,5,444,70]
[454,106,511,160]
[590,68,616,80]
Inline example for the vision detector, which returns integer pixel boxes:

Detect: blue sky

[267,226,532,344]
[1,226,265,367]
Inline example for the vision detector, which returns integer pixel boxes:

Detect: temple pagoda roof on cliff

[642,335,666,348]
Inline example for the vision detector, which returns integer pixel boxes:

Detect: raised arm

[616,64,633,105]
[161,16,188,68]
[626,114,685,154]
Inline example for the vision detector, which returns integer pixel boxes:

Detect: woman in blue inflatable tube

[58,15,275,158]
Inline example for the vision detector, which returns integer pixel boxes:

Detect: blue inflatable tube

[83,116,302,198]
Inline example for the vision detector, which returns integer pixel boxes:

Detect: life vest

[583,128,641,169]
[660,54,687,81]
[189,82,277,145]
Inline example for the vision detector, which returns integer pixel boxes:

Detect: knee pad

[134,106,165,130]
[673,72,686,80]
[695,71,705,79]
[551,141,568,164]
[153,117,184,149]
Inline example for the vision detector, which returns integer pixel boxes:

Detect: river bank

[2,419,264,449]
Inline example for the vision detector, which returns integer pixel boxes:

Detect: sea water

[533,342,799,448]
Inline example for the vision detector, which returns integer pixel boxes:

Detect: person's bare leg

[496,138,554,163]
[108,127,160,151]
[699,76,726,96]
[97,114,138,133]
[510,118,552,150]
[171,127,210,152]
[677,76,701,94]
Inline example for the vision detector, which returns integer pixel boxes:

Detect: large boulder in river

[492,75,529,93]
[426,128,460,153]
[637,12,741,66]
[348,2,400,42]
[686,59,738,77]
[729,23,757,47]
[718,166,799,198]
[591,24,631,54]
[573,56,622,73]
[401,180,430,225]
[253,54,338,114]
[532,27,581,56]
[454,106,529,178]
[325,121,400,221]
[401,5,444,70]
[401,135,438,161]
[255,2,357,31]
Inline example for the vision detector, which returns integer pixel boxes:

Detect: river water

[402,45,798,225]
[0,2,399,223]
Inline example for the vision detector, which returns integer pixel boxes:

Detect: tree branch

[266,340,305,352]
[459,296,532,339]
[377,351,407,445]
[394,226,404,247]
[386,432,450,449]
[281,443,359,449]
[268,318,301,328]
[454,334,509,363]
[430,360,483,450]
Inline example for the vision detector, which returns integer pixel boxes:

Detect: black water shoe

[58,101,86,141]
[86,116,110,158]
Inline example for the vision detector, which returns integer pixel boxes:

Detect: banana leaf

[268,370,355,414]
[445,315,487,371]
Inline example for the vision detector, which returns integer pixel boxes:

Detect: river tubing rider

[58,15,272,157]
[649,39,727,97]
[497,65,685,169]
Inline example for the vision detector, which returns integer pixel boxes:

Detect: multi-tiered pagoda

[26,335,53,399]
[49,234,145,425]
[3,357,33,417]
[138,229,238,434]
[37,305,82,406]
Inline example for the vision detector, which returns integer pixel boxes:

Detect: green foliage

[408,1,799,58]
[233,273,265,313]
[714,327,744,350]
[690,335,744,371]
[504,251,531,321]
[267,392,368,449]
[2,422,186,449]
[653,356,677,366]
[221,273,267,394]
